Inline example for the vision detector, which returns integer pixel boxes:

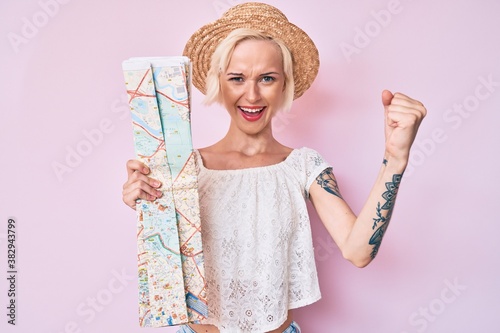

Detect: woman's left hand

[382,90,427,163]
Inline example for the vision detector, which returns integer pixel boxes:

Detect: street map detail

[122,57,207,327]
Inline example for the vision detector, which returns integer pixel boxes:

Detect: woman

[122,3,426,333]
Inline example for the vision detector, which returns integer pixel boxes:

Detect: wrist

[382,154,408,173]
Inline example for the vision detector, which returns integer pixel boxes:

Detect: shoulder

[293,147,329,167]
[284,147,330,187]
[195,145,224,170]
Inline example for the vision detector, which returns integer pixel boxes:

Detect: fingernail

[153,181,161,187]
[143,167,150,174]
[156,191,162,197]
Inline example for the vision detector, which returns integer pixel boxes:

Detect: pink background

[1,0,499,332]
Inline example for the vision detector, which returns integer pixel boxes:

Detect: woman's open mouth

[239,106,266,121]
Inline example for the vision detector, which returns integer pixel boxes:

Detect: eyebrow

[226,72,281,76]
[260,72,281,76]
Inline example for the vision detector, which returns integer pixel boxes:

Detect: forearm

[342,157,407,267]
[312,91,425,267]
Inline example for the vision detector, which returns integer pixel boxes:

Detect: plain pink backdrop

[1,0,499,332]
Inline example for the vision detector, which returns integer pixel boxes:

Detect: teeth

[240,107,264,113]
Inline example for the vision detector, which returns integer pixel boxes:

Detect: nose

[245,81,261,103]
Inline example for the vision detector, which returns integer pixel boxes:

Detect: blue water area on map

[132,99,151,113]
[152,67,186,101]
[186,292,208,317]
[131,113,162,137]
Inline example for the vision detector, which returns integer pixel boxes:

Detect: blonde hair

[204,28,295,111]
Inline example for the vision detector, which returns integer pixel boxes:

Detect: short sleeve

[302,148,331,197]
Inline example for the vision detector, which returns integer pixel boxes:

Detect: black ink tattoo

[369,173,402,259]
[316,167,344,199]
[383,158,388,166]
[369,222,388,259]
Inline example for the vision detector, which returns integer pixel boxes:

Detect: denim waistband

[177,321,301,333]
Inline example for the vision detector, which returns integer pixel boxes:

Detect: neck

[218,122,281,156]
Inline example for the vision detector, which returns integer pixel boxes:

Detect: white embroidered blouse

[194,147,331,332]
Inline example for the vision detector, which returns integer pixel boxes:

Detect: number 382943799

[7,218,16,270]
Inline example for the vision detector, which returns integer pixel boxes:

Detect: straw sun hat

[183,2,319,100]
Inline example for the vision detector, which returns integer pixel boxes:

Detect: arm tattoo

[316,167,344,199]
[369,173,402,259]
